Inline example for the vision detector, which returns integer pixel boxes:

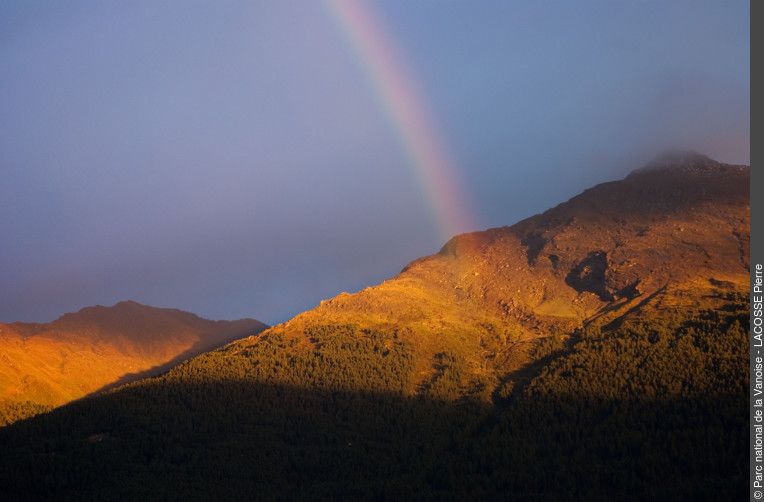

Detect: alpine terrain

[0,153,749,501]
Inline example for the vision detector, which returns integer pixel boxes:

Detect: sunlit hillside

[0,301,266,425]
[242,153,748,399]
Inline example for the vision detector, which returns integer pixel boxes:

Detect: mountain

[0,154,749,500]
[247,152,748,395]
[0,301,267,424]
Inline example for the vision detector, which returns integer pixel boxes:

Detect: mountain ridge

[237,155,748,395]
[0,301,266,422]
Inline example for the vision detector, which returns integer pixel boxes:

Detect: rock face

[243,155,748,390]
[0,301,266,409]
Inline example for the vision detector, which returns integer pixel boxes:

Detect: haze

[0,1,749,324]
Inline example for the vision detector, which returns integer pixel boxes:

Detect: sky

[0,0,750,325]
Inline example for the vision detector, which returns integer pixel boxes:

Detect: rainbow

[325,0,478,243]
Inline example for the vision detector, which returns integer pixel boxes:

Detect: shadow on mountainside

[0,378,746,502]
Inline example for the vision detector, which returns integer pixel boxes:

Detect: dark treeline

[0,297,748,501]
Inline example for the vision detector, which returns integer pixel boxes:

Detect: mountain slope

[0,301,266,422]
[236,153,748,395]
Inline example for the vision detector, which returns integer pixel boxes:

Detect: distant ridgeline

[0,155,749,500]
[0,301,266,426]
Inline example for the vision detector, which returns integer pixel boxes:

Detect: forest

[0,294,748,501]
